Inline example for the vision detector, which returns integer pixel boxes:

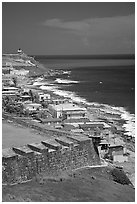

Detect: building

[10,69,29,76]
[98,140,109,158]
[23,103,42,114]
[99,140,109,150]
[38,92,51,102]
[40,118,62,127]
[89,135,102,145]
[113,153,128,162]
[79,123,104,131]
[98,143,128,163]
[63,110,86,120]
[48,103,87,119]
[2,87,19,96]
[108,144,124,155]
[51,98,69,105]
[71,129,84,134]
[108,144,128,162]
[63,118,90,127]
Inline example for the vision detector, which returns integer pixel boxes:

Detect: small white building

[108,144,128,163]
[113,154,128,163]
[48,103,87,119]
[64,110,86,119]
[38,92,51,102]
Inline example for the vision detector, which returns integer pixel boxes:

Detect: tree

[29,90,34,102]
[12,77,17,87]
[41,101,48,108]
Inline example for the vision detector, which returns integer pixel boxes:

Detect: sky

[2,2,135,55]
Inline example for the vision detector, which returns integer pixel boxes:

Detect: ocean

[34,55,135,137]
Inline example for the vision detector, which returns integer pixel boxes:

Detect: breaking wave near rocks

[55,78,79,84]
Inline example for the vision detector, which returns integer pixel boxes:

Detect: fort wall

[2,135,100,185]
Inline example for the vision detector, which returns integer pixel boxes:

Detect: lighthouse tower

[17,48,23,54]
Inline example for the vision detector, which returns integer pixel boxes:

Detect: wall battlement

[2,135,100,185]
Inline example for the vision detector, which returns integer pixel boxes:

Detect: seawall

[2,135,100,185]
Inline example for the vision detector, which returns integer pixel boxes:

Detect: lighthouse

[17,48,23,54]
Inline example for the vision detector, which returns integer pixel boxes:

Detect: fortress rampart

[2,135,100,185]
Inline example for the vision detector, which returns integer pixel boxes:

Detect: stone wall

[2,135,100,185]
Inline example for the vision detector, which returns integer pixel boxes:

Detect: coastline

[30,59,135,186]
[31,75,135,138]
[2,53,135,187]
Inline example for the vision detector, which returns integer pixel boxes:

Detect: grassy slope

[2,54,49,76]
[2,167,135,202]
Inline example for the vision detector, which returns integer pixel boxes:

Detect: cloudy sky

[2,2,135,55]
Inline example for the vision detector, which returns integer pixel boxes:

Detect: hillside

[2,166,134,202]
[2,53,48,76]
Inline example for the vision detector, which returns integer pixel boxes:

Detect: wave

[62,70,71,75]
[48,69,71,77]
[55,78,79,84]
[33,81,55,86]
[39,84,135,138]
[40,85,58,91]
[34,77,44,82]
[33,81,46,86]
[121,112,135,137]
